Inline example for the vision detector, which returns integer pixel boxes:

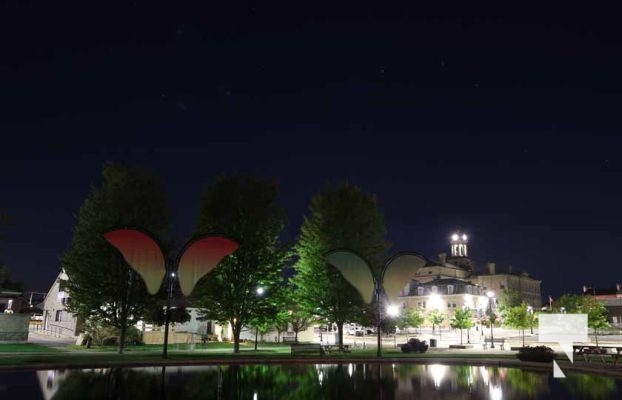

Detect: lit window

[417,287,424,296]
[448,285,454,294]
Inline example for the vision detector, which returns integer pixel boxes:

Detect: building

[581,284,622,326]
[41,269,82,338]
[398,232,542,323]
[475,263,542,308]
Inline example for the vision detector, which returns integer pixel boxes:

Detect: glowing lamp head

[387,305,399,317]
[487,291,494,298]
[462,234,468,241]
[256,287,265,295]
[451,233,459,241]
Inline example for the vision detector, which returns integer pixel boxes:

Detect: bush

[102,336,119,346]
[125,326,143,345]
[516,346,556,362]
[400,338,428,353]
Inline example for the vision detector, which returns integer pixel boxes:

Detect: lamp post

[487,291,495,348]
[387,304,399,348]
[255,286,264,351]
[104,229,240,359]
[163,271,176,358]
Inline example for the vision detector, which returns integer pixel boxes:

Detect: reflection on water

[1,363,618,399]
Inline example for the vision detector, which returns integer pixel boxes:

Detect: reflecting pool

[1,363,621,399]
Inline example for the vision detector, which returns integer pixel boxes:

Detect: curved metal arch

[324,248,375,304]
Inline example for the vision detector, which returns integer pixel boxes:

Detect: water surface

[1,363,620,399]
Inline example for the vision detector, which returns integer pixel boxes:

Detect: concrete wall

[0,313,30,342]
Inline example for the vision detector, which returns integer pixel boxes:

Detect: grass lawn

[0,343,61,353]
[0,341,526,369]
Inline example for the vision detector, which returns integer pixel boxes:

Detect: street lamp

[487,291,495,349]
[387,305,399,348]
[163,271,176,358]
[255,286,264,351]
[104,229,240,359]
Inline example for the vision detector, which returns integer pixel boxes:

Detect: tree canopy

[450,308,473,345]
[191,175,290,353]
[61,162,173,353]
[292,183,390,346]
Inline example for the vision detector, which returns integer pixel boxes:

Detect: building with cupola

[397,232,542,322]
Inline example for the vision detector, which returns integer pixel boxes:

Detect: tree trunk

[119,323,127,354]
[522,329,525,347]
[595,330,599,346]
[232,319,241,353]
[337,321,344,348]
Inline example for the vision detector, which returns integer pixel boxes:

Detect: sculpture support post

[163,270,175,359]
[376,281,382,357]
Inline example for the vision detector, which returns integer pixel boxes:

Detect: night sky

[2,2,621,300]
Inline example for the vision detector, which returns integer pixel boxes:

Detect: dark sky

[2,2,622,299]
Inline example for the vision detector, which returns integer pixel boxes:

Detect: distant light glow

[387,304,399,317]
[256,287,265,295]
[487,291,495,298]
[462,234,468,241]
[429,294,443,309]
[451,233,459,241]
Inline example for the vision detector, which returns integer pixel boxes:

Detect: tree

[504,303,530,347]
[288,305,315,343]
[61,162,173,353]
[497,289,523,317]
[578,295,609,346]
[396,308,425,334]
[554,294,610,346]
[429,310,445,336]
[292,183,390,348]
[191,175,290,353]
[450,308,473,345]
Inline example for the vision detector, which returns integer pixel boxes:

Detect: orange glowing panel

[177,236,240,296]
[104,229,167,295]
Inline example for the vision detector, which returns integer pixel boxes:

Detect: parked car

[400,338,429,353]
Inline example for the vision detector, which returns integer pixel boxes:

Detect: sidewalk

[27,330,76,348]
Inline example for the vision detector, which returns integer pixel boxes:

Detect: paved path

[27,331,76,348]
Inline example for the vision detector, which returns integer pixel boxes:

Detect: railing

[30,323,76,338]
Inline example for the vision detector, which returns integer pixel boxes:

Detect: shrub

[516,346,556,362]
[400,338,429,353]
[125,326,143,345]
[102,336,119,346]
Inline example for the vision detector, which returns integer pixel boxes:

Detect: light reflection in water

[429,364,447,388]
[18,363,622,400]
[489,384,503,400]
[480,365,490,386]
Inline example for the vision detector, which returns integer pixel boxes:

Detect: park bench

[290,343,324,356]
[482,338,505,350]
[282,336,298,344]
